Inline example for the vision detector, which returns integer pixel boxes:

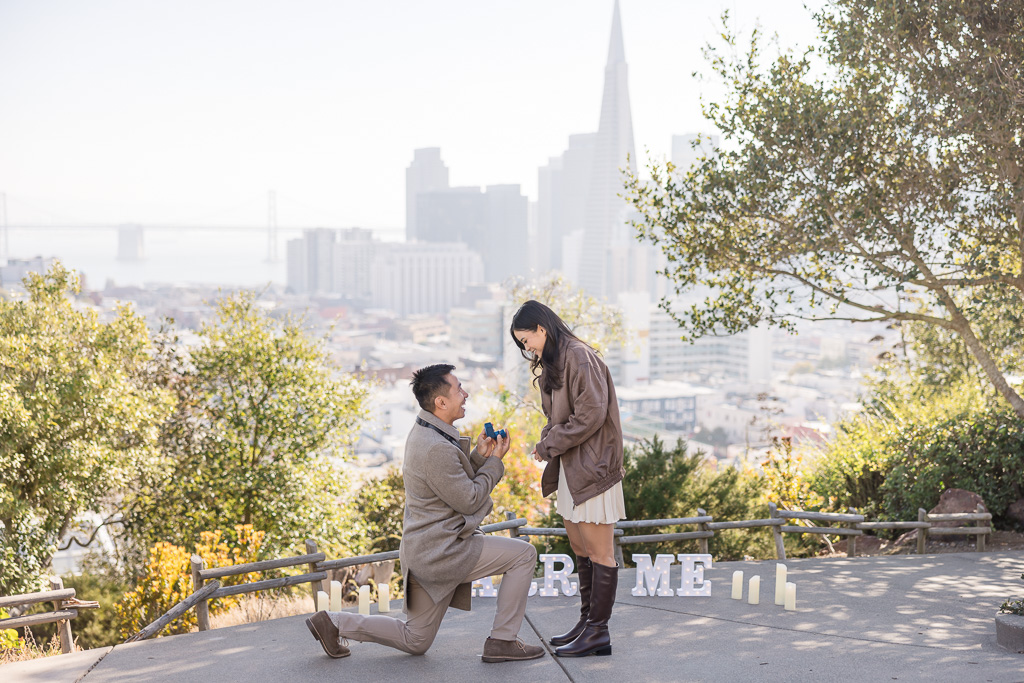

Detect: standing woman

[510,300,625,658]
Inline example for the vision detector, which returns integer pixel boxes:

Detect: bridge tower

[266,190,279,262]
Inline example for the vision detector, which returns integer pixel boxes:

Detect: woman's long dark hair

[509,300,583,393]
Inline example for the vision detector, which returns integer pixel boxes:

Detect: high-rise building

[0,256,56,290]
[416,184,527,284]
[332,228,377,301]
[578,0,637,298]
[538,133,596,273]
[286,228,336,294]
[483,184,528,283]
[417,187,486,245]
[372,242,484,316]
[406,148,450,241]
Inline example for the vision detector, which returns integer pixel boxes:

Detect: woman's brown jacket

[535,337,625,505]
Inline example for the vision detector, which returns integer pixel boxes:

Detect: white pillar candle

[358,584,371,615]
[775,563,788,606]
[748,576,760,605]
[329,581,342,611]
[316,590,329,612]
[784,582,797,611]
[731,570,744,600]
[378,582,390,612]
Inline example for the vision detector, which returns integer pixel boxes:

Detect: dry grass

[0,632,72,665]
[208,593,315,630]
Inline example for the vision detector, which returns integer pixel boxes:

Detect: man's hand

[481,428,512,460]
[476,430,496,457]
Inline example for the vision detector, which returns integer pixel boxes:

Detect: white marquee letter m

[631,554,676,597]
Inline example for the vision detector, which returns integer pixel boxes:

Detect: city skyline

[1,0,824,232]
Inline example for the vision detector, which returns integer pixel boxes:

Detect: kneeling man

[306,363,543,663]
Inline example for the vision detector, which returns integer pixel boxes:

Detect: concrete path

[5,551,1024,682]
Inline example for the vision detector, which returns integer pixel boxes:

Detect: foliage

[115,525,265,639]
[351,467,405,554]
[625,0,1024,417]
[536,437,790,562]
[0,262,171,595]
[879,406,1024,524]
[116,541,194,638]
[808,378,1024,525]
[122,291,371,561]
[1,609,22,650]
[1001,574,1024,616]
[621,437,789,561]
[22,571,129,651]
[507,273,625,356]
[460,386,549,525]
[762,437,826,512]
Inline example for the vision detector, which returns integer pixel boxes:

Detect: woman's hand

[532,447,543,462]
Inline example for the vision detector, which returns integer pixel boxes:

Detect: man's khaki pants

[328,536,537,655]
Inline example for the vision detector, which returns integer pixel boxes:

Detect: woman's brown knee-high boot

[554,561,617,657]
[549,556,593,646]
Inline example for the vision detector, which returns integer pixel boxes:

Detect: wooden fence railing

[0,577,98,653]
[511,504,992,564]
[124,517,528,642]
[116,503,993,642]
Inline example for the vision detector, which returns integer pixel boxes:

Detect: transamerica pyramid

[578,0,637,298]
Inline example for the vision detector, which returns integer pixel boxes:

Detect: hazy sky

[0,0,825,231]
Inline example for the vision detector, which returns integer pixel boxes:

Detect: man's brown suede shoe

[481,637,545,663]
[305,611,351,659]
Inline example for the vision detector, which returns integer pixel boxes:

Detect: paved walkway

[5,551,1024,682]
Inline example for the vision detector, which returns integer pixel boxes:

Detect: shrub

[351,467,405,554]
[534,437,785,563]
[808,381,1024,526]
[1,609,22,650]
[19,571,129,651]
[115,525,266,639]
[622,437,782,561]
[880,407,1024,523]
[1001,573,1024,616]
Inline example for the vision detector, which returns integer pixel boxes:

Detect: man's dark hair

[411,363,456,412]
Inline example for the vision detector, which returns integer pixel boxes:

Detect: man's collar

[417,409,461,440]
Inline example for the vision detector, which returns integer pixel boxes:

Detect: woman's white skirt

[555,470,626,524]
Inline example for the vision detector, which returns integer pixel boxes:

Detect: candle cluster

[316,580,390,614]
[731,564,797,611]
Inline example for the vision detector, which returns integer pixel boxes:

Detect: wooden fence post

[305,539,327,598]
[847,508,858,558]
[49,577,74,654]
[190,555,211,631]
[768,503,786,560]
[505,511,519,540]
[976,504,987,552]
[917,509,928,555]
[696,508,710,555]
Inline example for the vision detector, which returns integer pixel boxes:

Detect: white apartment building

[372,242,484,317]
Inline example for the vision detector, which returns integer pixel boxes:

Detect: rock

[929,488,988,542]
[1007,498,1024,530]
[929,488,988,516]
[834,536,883,556]
[894,529,918,546]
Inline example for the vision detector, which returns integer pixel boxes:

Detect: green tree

[508,273,625,356]
[351,467,405,554]
[122,291,370,559]
[626,0,1024,417]
[0,263,171,594]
